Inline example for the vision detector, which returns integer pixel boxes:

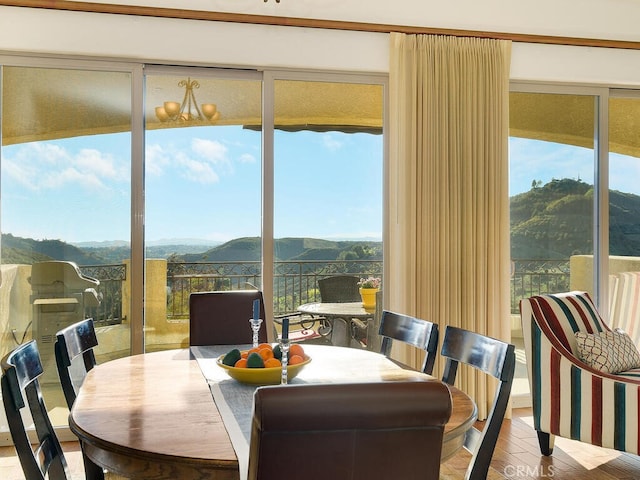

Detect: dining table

[296,301,374,348]
[69,344,477,480]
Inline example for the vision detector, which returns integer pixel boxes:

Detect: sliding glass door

[143,69,263,351]
[0,60,386,439]
[271,76,384,324]
[1,63,133,427]
[509,89,597,309]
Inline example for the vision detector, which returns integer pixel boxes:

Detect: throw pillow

[574,329,640,374]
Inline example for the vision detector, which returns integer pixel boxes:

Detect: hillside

[1,233,105,265]
[0,234,382,265]
[178,237,382,262]
[4,177,639,265]
[511,178,640,259]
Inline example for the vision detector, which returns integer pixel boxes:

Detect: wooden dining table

[69,345,477,480]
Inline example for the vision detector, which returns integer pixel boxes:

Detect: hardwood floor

[2,407,640,480]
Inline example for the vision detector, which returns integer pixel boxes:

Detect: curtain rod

[3,0,640,51]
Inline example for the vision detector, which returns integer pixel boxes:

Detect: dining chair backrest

[189,290,268,346]
[248,381,452,480]
[378,310,439,374]
[2,340,71,480]
[440,325,516,480]
[55,318,98,410]
[55,318,112,480]
[318,275,361,303]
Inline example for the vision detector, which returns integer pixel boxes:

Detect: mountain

[5,178,639,265]
[511,178,640,259]
[0,233,382,265]
[1,233,105,265]
[178,237,382,262]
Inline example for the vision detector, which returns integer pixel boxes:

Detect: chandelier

[155,78,221,124]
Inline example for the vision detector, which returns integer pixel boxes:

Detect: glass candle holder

[249,318,263,348]
[279,338,291,385]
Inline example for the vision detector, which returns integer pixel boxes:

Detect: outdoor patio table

[296,301,374,347]
[69,345,477,480]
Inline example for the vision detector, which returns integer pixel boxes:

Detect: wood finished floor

[2,407,640,480]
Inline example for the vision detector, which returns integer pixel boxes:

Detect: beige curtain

[387,33,511,420]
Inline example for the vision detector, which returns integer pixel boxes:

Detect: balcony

[3,255,638,362]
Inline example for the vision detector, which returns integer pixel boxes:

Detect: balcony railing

[510,259,570,313]
[81,264,127,326]
[81,259,570,322]
[167,260,383,319]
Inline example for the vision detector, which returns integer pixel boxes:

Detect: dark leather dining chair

[378,310,439,374]
[55,318,106,480]
[248,381,452,480]
[440,325,515,480]
[2,340,71,480]
[55,318,99,410]
[189,290,268,345]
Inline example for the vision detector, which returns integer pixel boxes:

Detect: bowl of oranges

[217,343,311,385]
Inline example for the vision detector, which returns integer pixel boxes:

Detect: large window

[1,64,134,427]
[510,87,640,317]
[143,70,263,351]
[0,61,385,438]
[509,89,597,310]
[272,77,384,314]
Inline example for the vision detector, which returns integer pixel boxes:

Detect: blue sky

[1,126,384,244]
[3,132,638,245]
[510,137,640,197]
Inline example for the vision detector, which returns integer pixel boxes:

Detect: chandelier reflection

[155,78,221,124]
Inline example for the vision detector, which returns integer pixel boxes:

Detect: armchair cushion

[574,329,640,374]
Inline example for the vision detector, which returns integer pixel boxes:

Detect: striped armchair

[520,291,640,456]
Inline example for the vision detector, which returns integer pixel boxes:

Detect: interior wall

[1,6,640,88]
[14,0,640,43]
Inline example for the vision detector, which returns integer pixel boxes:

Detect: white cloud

[192,138,230,165]
[3,142,127,191]
[322,134,343,152]
[145,143,171,176]
[175,151,220,184]
[238,153,256,164]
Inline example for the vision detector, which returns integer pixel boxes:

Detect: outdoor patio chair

[318,275,361,303]
[378,310,439,374]
[440,325,515,480]
[248,381,452,480]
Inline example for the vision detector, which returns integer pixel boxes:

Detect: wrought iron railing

[81,264,127,326]
[167,260,383,319]
[510,259,571,313]
[80,259,571,321]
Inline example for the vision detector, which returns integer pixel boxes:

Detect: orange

[289,354,304,365]
[289,344,305,358]
[258,343,273,351]
[234,358,248,368]
[264,358,281,368]
[248,347,260,355]
[240,351,249,359]
[259,348,274,361]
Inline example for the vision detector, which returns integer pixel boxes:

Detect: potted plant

[358,276,381,310]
